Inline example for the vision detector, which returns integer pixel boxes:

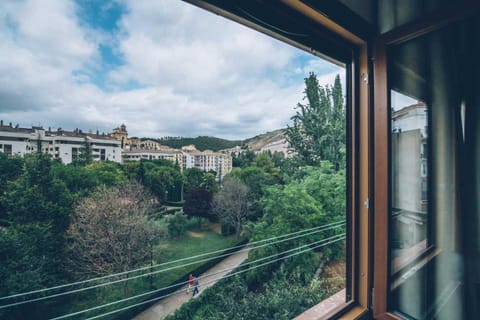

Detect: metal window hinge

[364,198,369,209]
[362,73,369,84]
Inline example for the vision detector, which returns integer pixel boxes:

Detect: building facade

[0,123,122,164]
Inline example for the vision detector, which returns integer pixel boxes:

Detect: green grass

[56,226,240,320]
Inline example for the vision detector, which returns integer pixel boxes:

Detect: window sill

[293,289,369,320]
[294,289,346,320]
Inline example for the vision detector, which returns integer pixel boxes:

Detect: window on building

[3,144,12,156]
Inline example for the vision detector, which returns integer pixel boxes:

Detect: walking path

[133,249,249,320]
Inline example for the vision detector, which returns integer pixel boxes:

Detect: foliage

[245,162,346,284]
[212,178,251,236]
[200,172,218,192]
[228,165,277,219]
[0,153,73,319]
[183,188,215,222]
[76,137,93,165]
[143,165,183,202]
[66,182,164,295]
[231,149,255,168]
[51,163,98,199]
[166,269,327,320]
[2,153,73,233]
[183,168,205,194]
[156,136,241,152]
[84,161,127,186]
[164,211,188,237]
[0,153,23,223]
[286,73,345,169]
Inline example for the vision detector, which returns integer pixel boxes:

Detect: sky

[0,0,345,140]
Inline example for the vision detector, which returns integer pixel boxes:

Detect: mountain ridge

[142,128,287,152]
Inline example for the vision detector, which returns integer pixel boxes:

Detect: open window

[374,2,480,319]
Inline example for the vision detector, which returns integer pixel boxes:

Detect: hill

[144,128,287,152]
[243,128,286,150]
[150,136,242,152]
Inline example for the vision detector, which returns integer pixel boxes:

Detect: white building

[123,148,183,166]
[259,139,291,158]
[0,123,122,164]
[180,145,232,179]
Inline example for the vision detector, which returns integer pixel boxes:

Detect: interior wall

[337,0,376,24]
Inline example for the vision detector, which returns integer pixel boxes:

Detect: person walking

[192,277,199,297]
[187,274,194,294]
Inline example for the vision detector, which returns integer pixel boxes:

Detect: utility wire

[0,222,345,309]
[50,235,346,320]
[0,220,344,302]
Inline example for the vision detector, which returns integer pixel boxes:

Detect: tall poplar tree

[286,73,345,169]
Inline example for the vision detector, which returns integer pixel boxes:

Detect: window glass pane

[0,1,350,319]
[388,16,480,320]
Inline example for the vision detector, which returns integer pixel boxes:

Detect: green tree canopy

[286,73,345,169]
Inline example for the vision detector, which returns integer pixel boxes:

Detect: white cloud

[0,0,344,140]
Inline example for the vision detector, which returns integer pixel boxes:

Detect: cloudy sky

[0,0,344,140]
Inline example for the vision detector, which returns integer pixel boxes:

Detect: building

[0,122,122,164]
[126,138,165,151]
[180,145,232,179]
[259,139,291,158]
[110,124,129,148]
[122,148,183,165]
[117,132,233,179]
[391,102,428,252]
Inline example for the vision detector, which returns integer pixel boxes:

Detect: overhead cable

[50,234,346,320]
[0,220,344,302]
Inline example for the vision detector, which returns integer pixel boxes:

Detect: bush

[165,211,188,237]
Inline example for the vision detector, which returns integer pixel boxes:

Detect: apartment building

[0,122,121,164]
[119,139,232,180]
[122,148,183,165]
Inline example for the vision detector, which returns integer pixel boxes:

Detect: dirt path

[133,249,249,320]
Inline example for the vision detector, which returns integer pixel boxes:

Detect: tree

[228,166,277,219]
[77,137,93,165]
[85,161,127,187]
[183,188,215,221]
[144,166,183,202]
[200,172,218,193]
[212,178,251,236]
[0,153,23,224]
[66,182,163,296]
[286,73,345,169]
[184,168,205,194]
[0,153,73,318]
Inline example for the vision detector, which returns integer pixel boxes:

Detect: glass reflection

[388,16,480,320]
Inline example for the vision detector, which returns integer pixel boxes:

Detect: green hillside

[141,128,286,152]
[149,136,243,152]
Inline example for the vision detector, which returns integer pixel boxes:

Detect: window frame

[372,2,480,319]
[184,1,372,319]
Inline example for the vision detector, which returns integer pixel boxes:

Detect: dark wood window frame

[183,1,373,319]
[372,2,480,319]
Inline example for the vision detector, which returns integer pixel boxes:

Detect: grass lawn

[57,224,241,320]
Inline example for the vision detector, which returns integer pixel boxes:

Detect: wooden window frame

[372,2,480,319]
[183,1,373,319]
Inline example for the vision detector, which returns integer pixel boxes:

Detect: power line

[50,235,346,320]
[0,222,345,309]
[0,220,344,302]
[88,236,347,320]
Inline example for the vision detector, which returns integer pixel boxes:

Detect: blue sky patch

[75,0,125,32]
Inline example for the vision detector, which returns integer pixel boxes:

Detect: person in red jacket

[187,274,194,294]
